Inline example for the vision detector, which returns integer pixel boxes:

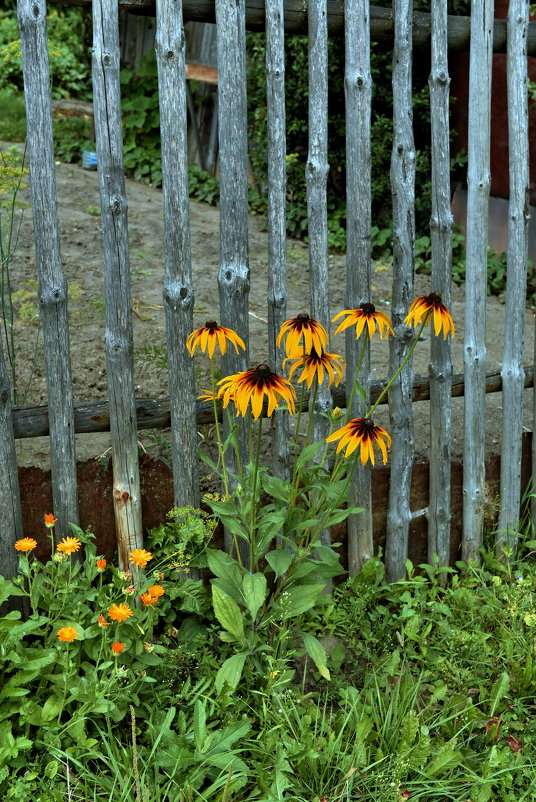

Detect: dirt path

[5,146,534,470]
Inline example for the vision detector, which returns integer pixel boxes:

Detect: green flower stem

[210,359,229,498]
[344,332,369,425]
[290,343,308,483]
[249,414,263,571]
[366,318,427,418]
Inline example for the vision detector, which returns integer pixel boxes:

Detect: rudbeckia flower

[218,364,297,419]
[277,314,328,357]
[326,417,392,465]
[283,347,345,388]
[57,626,78,642]
[56,536,82,554]
[186,321,246,358]
[404,292,455,339]
[130,548,153,568]
[14,538,37,552]
[332,304,394,339]
[108,603,133,622]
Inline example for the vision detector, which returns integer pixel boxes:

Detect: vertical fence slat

[265,0,289,480]
[0,334,23,577]
[307,0,331,551]
[155,0,199,508]
[499,0,530,548]
[92,0,143,568]
[215,0,250,555]
[427,0,453,569]
[462,0,494,561]
[17,0,79,539]
[385,0,416,582]
[344,0,373,573]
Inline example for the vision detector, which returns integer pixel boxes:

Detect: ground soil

[5,144,535,475]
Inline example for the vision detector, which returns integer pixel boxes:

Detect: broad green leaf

[266,549,293,578]
[295,441,324,472]
[207,549,243,596]
[277,583,324,618]
[214,653,247,693]
[242,572,267,622]
[426,747,462,777]
[193,699,207,751]
[41,695,63,722]
[211,584,244,640]
[301,632,330,679]
[489,671,510,716]
[261,473,291,501]
[0,578,26,604]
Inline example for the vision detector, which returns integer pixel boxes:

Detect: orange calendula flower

[44,513,57,528]
[14,537,37,552]
[56,536,82,555]
[326,417,392,466]
[111,641,125,654]
[283,347,345,388]
[140,591,159,606]
[147,584,165,598]
[277,314,329,357]
[404,292,455,339]
[218,364,297,419]
[108,603,133,622]
[186,321,246,358]
[57,626,78,642]
[332,304,394,340]
[96,558,107,571]
[98,614,109,629]
[130,548,153,568]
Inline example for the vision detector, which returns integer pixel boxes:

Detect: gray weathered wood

[54,0,536,54]
[427,0,453,571]
[462,0,493,562]
[385,0,416,583]
[307,0,331,557]
[215,0,250,555]
[345,0,373,574]
[498,0,530,551]
[92,0,143,569]
[17,0,79,539]
[155,0,199,507]
[265,0,289,480]
[0,334,23,578]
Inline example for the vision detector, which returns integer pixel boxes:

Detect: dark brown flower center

[428,292,442,305]
[254,364,272,379]
[296,313,311,324]
[205,320,218,329]
[362,417,376,430]
[361,302,376,315]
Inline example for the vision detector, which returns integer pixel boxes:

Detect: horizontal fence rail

[55,0,536,54]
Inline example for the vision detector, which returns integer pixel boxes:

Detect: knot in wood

[357,77,364,87]
[110,197,121,215]
[0,388,8,404]
[32,3,40,17]
[166,50,174,60]
[103,53,111,67]
[437,70,448,84]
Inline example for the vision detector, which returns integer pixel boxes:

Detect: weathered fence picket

[0,334,22,580]
[385,0,416,582]
[462,0,494,561]
[92,0,144,568]
[18,0,79,541]
[344,0,373,574]
[498,0,530,549]
[155,0,200,509]
[428,0,453,570]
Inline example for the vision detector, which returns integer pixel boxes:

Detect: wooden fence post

[499,0,530,549]
[155,0,200,509]
[92,0,143,568]
[428,0,453,571]
[17,0,79,539]
[344,0,373,574]
[385,0,416,582]
[0,334,23,578]
[462,0,494,561]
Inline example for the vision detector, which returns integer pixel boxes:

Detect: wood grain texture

[155,0,200,508]
[18,0,79,539]
[92,0,143,569]
[0,335,23,579]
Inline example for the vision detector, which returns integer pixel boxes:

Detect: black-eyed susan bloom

[326,417,392,466]
[277,313,328,357]
[186,321,246,358]
[283,347,345,388]
[404,293,455,339]
[332,304,394,340]
[218,364,297,419]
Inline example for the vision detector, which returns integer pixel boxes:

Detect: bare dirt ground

[6,144,535,472]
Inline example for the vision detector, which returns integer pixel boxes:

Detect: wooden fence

[0,0,533,583]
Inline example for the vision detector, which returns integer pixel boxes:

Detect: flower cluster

[186,293,454,466]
